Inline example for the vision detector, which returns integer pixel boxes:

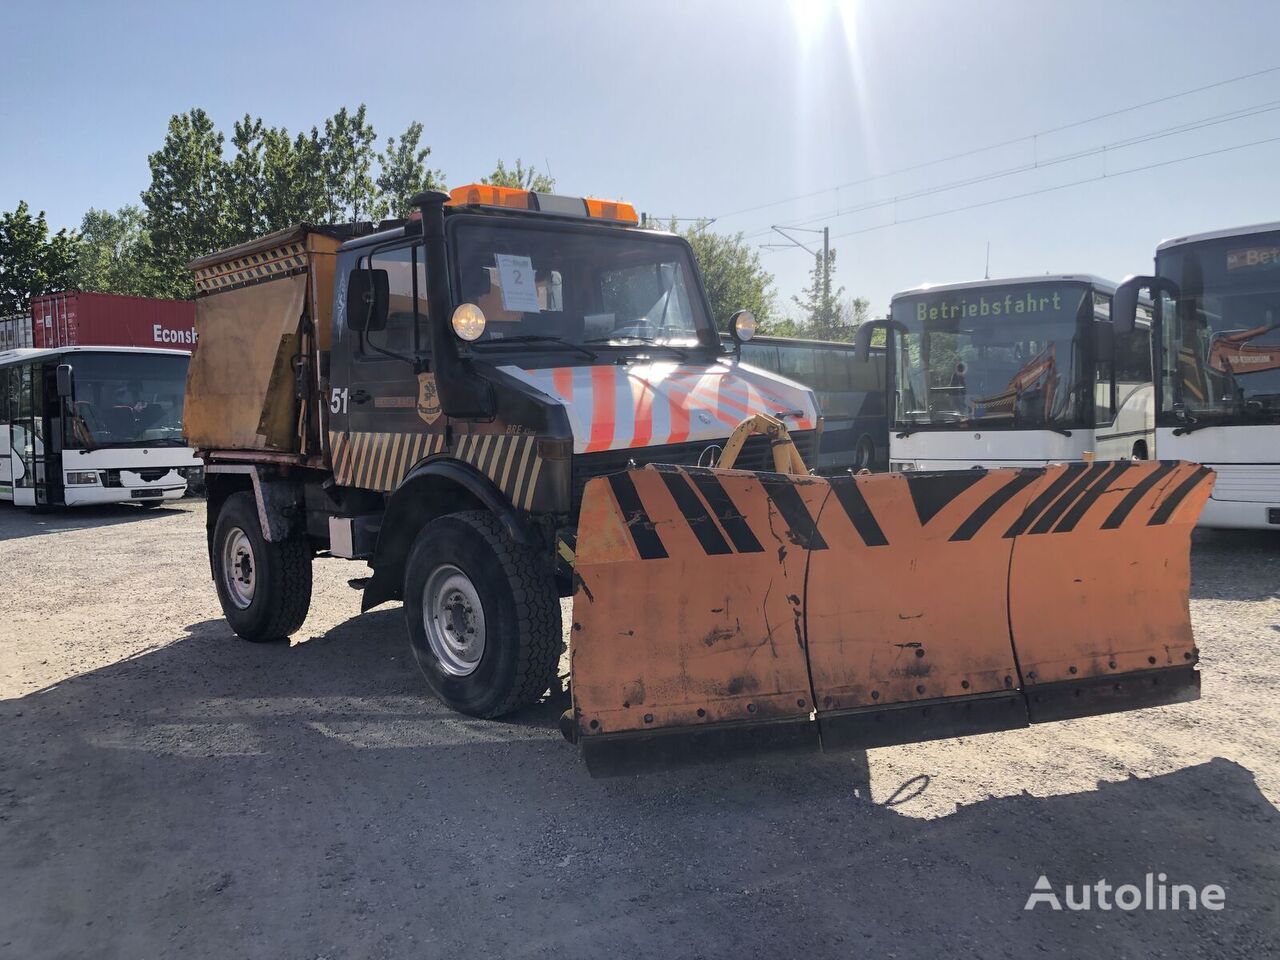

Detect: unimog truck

[186,185,820,720]
[188,185,1213,776]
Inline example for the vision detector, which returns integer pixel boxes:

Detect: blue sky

[2,0,1278,318]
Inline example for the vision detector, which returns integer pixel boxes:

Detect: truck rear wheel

[404,511,560,718]
[211,491,312,642]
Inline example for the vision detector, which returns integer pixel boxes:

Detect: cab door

[330,243,443,492]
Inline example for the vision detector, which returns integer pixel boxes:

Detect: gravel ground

[0,500,1277,959]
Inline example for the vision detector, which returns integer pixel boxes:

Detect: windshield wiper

[473,335,597,360]
[583,335,691,360]
[1171,408,1205,436]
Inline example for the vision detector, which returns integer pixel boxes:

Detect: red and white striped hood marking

[499,362,817,454]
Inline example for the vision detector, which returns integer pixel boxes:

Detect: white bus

[857,275,1153,471]
[0,346,201,507]
[1115,223,1280,530]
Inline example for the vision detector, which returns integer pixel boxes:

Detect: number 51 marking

[330,387,349,414]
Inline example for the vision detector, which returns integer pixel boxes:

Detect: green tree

[483,158,555,192]
[792,247,845,339]
[141,108,231,296]
[319,105,378,222]
[224,114,267,242]
[0,202,80,314]
[69,205,167,297]
[373,122,446,219]
[223,119,327,234]
[673,220,776,330]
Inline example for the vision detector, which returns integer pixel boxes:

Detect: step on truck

[186,185,1214,776]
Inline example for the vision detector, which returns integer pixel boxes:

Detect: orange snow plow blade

[567,461,1214,776]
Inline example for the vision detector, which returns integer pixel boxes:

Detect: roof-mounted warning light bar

[447,184,639,225]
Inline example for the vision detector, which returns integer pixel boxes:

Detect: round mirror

[730,309,757,343]
[451,303,487,342]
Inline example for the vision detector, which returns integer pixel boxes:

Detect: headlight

[66,471,99,485]
[451,303,487,342]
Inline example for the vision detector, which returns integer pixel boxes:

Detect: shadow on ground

[0,499,184,542]
[1,609,1276,960]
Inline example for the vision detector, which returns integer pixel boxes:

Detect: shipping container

[27,291,196,351]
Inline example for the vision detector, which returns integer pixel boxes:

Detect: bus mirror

[1113,275,1155,335]
[56,364,73,398]
[855,323,875,360]
[348,269,390,333]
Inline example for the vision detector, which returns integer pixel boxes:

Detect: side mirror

[853,321,877,362]
[1112,276,1149,336]
[1113,274,1175,335]
[56,363,73,398]
[347,268,390,333]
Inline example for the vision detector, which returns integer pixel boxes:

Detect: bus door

[9,362,61,507]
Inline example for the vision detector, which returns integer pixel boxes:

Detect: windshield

[1156,232,1280,424]
[452,219,716,352]
[891,283,1091,430]
[65,352,190,448]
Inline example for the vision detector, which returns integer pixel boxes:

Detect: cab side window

[355,245,429,359]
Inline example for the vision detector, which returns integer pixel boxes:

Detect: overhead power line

[744,98,1280,241]
[717,63,1280,224]
[755,134,1280,251]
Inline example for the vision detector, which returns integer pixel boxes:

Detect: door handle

[350,389,372,404]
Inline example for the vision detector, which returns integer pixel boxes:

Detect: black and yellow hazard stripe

[452,434,545,511]
[192,241,308,295]
[329,431,447,492]
[329,429,546,509]
[599,461,1211,561]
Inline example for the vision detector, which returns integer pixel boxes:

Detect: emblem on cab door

[417,372,443,426]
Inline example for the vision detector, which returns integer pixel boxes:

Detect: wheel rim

[423,564,486,677]
[221,526,256,610]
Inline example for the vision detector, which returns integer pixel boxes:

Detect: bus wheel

[854,435,876,472]
[1132,440,1149,460]
[404,510,561,718]
[211,491,312,642]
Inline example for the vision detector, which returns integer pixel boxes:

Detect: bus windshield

[890,283,1090,431]
[66,352,190,448]
[452,220,717,352]
[1157,233,1280,424]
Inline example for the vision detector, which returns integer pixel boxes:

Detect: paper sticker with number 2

[495,254,540,313]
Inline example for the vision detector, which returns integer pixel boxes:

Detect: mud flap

[569,461,1213,776]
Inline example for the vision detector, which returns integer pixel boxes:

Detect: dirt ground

[1,500,1277,959]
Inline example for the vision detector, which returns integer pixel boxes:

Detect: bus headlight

[66,471,99,485]
[451,303,487,342]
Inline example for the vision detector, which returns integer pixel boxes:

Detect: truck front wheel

[211,491,313,642]
[404,511,561,718]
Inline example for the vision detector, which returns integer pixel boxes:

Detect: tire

[404,510,560,718]
[211,491,312,642]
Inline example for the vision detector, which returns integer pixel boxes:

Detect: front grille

[1210,464,1280,503]
[101,467,173,487]
[571,431,817,509]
